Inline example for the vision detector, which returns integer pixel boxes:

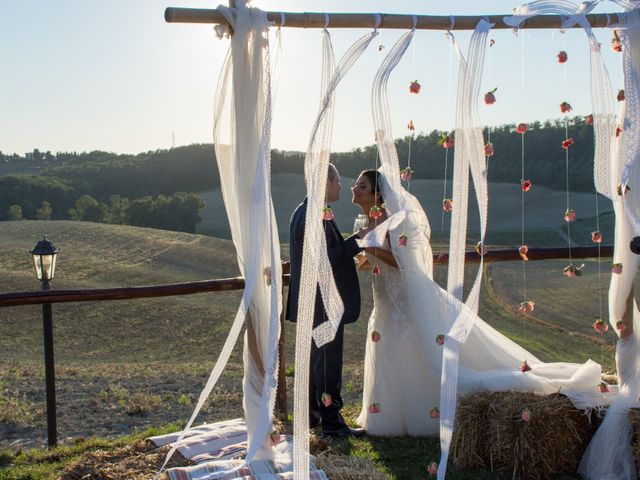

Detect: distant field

[196,173,614,246]
[0,220,623,450]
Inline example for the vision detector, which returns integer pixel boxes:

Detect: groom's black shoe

[321,425,366,439]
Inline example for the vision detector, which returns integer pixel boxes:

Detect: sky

[1,0,629,155]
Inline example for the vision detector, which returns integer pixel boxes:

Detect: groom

[286,163,365,438]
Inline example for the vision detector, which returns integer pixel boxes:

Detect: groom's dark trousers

[286,198,362,432]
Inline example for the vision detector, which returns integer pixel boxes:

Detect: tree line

[0,116,597,231]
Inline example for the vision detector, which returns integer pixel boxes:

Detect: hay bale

[315,450,390,480]
[629,408,640,472]
[453,391,593,480]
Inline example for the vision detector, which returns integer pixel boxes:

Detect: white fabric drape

[438,19,493,480]
[158,3,282,476]
[292,28,377,480]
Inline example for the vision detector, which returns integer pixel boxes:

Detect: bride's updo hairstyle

[360,169,384,204]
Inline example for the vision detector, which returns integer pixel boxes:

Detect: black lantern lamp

[30,235,59,288]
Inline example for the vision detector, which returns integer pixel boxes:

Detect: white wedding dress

[356,177,612,437]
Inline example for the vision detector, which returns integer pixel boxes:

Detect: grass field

[0,219,624,478]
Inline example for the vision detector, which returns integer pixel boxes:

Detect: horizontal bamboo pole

[165,7,623,30]
[0,246,615,307]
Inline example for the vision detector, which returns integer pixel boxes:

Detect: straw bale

[314,450,390,480]
[629,408,640,472]
[452,391,594,480]
[59,440,190,480]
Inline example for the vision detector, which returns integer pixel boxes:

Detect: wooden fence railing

[0,245,614,447]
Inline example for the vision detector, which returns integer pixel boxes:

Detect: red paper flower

[518,301,535,314]
[372,264,381,276]
[616,125,623,137]
[520,408,532,422]
[560,101,573,113]
[427,462,438,477]
[368,402,381,414]
[264,266,272,286]
[616,320,626,332]
[407,120,415,131]
[322,206,334,221]
[585,114,594,125]
[591,231,603,243]
[442,198,453,212]
[520,360,532,372]
[564,209,576,222]
[270,431,281,445]
[371,330,381,342]
[521,179,532,192]
[438,133,454,149]
[369,205,383,219]
[436,334,445,346]
[593,319,609,334]
[430,407,440,419]
[398,233,408,247]
[489,39,495,47]
[516,123,528,134]
[563,264,584,278]
[409,80,421,94]
[484,88,497,105]
[617,89,626,102]
[400,167,414,182]
[557,50,568,63]
[598,382,610,393]
[562,138,574,150]
[484,142,494,157]
[612,263,623,275]
[612,30,622,52]
[321,393,333,407]
[519,245,529,261]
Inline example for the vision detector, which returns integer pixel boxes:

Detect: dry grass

[315,450,390,480]
[629,408,640,473]
[59,440,190,480]
[452,391,594,480]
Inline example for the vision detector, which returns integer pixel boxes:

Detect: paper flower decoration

[560,101,573,113]
[438,133,454,149]
[322,206,334,221]
[484,87,497,105]
[618,89,626,102]
[520,360,532,372]
[585,114,594,125]
[591,231,603,243]
[518,301,535,314]
[564,209,576,222]
[520,408,532,422]
[519,245,529,261]
[557,51,568,63]
[516,123,528,134]
[270,431,281,445]
[368,402,381,414]
[617,184,630,196]
[430,407,440,419]
[475,241,487,256]
[489,39,495,47]
[598,382,610,393]
[400,167,414,182]
[521,179,532,192]
[372,264,381,276]
[563,264,584,278]
[407,120,415,131]
[371,330,381,342]
[562,138,574,150]
[593,319,609,334]
[427,462,438,477]
[616,125,623,137]
[616,319,626,332]
[321,393,333,407]
[369,205,383,219]
[484,142,494,157]
[612,263,623,275]
[398,234,408,247]
[264,266,272,286]
[612,30,622,52]
[409,80,421,94]
[436,334,445,346]
[443,198,453,212]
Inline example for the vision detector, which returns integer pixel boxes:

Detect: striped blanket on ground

[148,418,328,480]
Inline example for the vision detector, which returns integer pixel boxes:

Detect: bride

[352,168,609,437]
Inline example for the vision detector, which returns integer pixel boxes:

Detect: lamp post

[30,235,59,448]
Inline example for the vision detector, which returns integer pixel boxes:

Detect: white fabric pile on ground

[148,418,328,480]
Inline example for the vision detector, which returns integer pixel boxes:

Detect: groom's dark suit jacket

[286,198,362,327]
